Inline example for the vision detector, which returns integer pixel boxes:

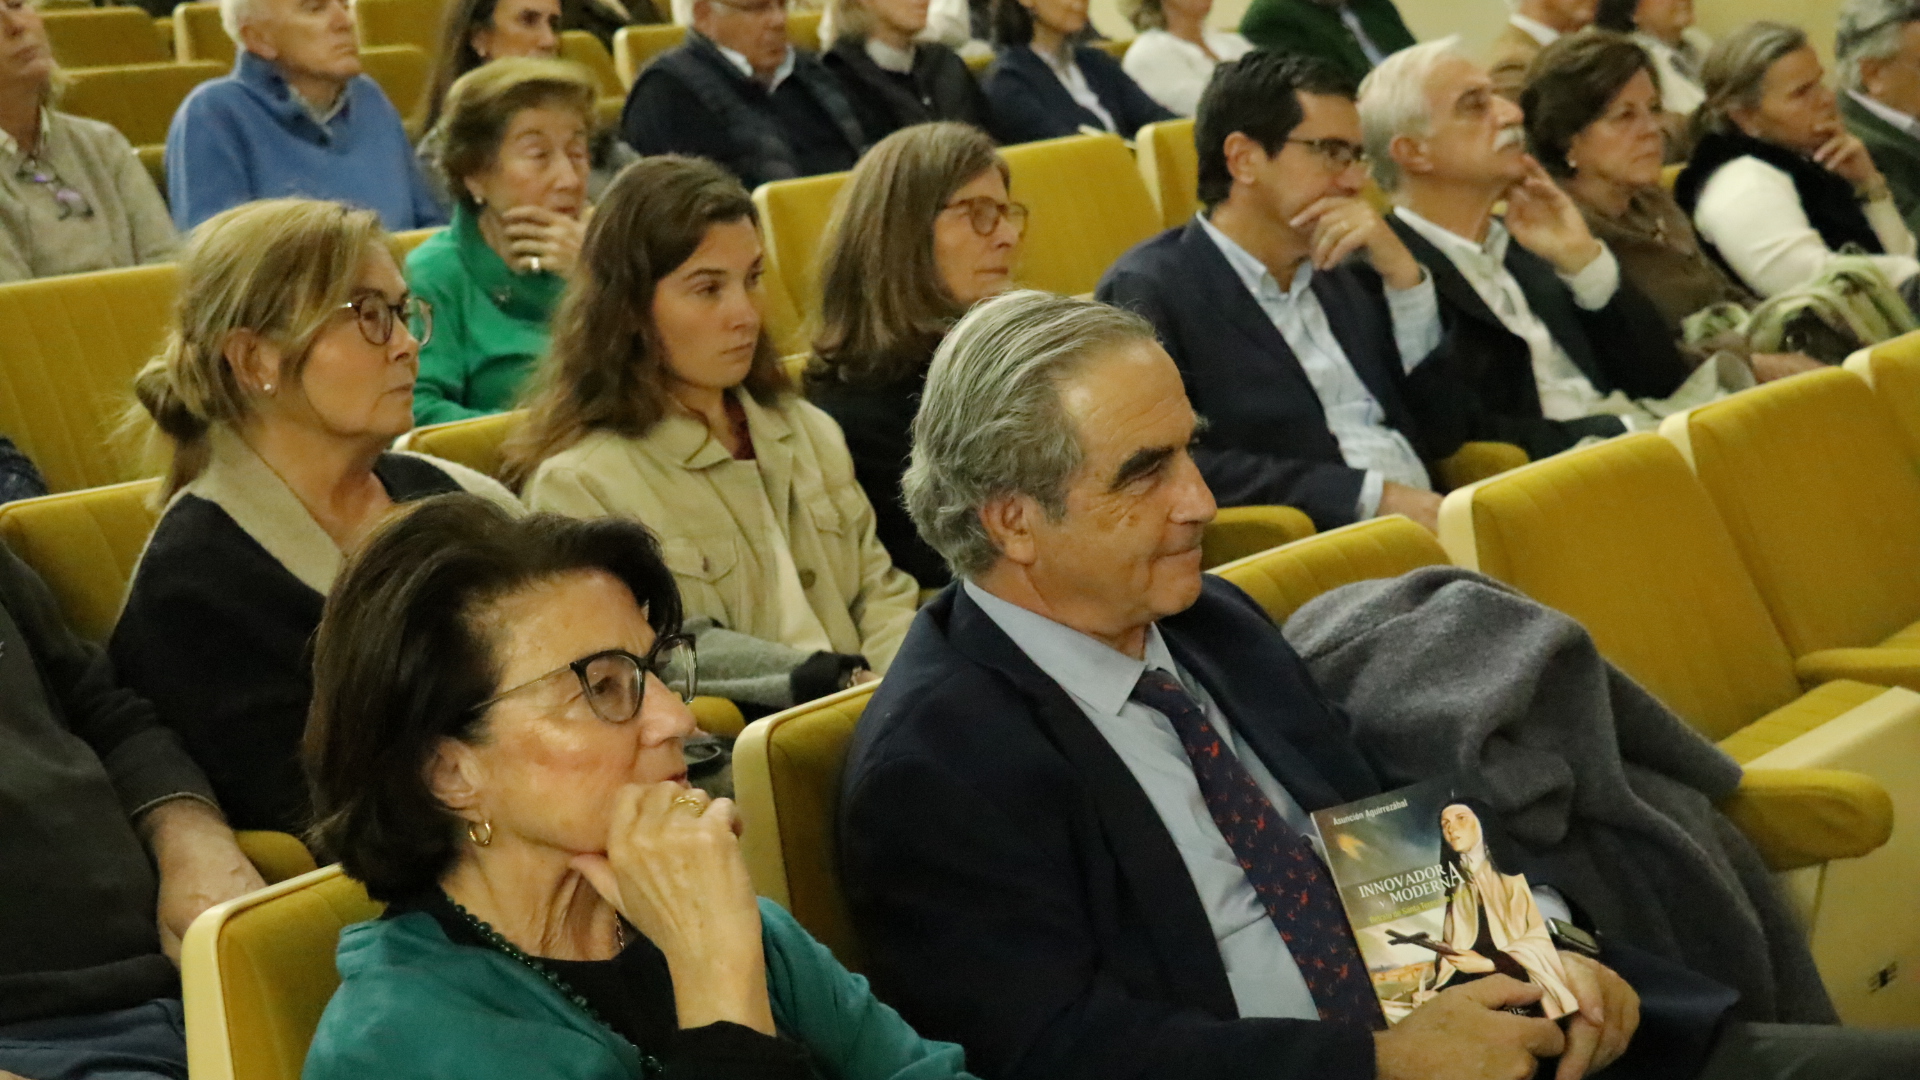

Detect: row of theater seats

[162,339,1920,1080]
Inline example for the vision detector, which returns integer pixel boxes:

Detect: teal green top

[303,898,977,1080]
[404,202,566,427]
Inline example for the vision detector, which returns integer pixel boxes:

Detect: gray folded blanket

[1283,565,1835,1024]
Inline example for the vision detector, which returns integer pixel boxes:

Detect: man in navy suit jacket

[1097,50,1446,532]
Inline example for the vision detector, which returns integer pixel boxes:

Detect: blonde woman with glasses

[110,198,519,836]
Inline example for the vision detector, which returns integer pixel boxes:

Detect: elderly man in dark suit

[1097,50,1444,533]
[1838,0,1920,236]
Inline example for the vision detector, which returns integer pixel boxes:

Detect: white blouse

[1691,155,1920,298]
[1122,28,1253,118]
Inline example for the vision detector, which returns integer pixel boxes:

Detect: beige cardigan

[0,109,178,283]
[524,390,920,672]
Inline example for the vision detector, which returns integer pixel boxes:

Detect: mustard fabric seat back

[61,60,227,147]
[1002,134,1159,296]
[353,0,447,55]
[0,479,161,643]
[1199,505,1314,570]
[1661,368,1920,663]
[395,410,526,482]
[753,170,848,320]
[173,1,235,64]
[1134,118,1198,229]
[786,10,821,49]
[1208,515,1447,627]
[389,227,441,259]
[0,264,177,494]
[613,24,686,85]
[1438,433,1803,743]
[1846,332,1920,463]
[359,44,432,131]
[560,30,625,97]
[42,8,170,67]
[181,865,386,1080]
[734,683,876,973]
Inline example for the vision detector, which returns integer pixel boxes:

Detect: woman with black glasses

[0,0,177,282]
[302,496,975,1080]
[111,198,521,835]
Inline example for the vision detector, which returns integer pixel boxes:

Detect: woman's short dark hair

[304,495,683,901]
[1195,49,1358,209]
[990,0,1033,46]
[1593,0,1639,33]
[1522,30,1662,179]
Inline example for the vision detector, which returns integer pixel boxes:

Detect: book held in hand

[1310,778,1577,1024]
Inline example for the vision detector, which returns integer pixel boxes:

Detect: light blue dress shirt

[964,580,1323,1021]
[1196,214,1439,519]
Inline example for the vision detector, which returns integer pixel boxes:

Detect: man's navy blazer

[1387,216,1692,460]
[981,45,1175,145]
[837,577,1383,1080]
[1097,221,1433,531]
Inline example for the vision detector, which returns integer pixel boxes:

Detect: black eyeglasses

[474,634,699,723]
[1286,137,1369,169]
[337,294,432,348]
[15,158,94,221]
[943,196,1030,238]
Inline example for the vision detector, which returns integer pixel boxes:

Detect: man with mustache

[1361,38,1703,462]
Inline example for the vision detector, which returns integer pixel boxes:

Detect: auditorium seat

[786,9,821,50]
[359,44,433,132]
[172,0,235,65]
[753,169,846,317]
[41,8,170,68]
[1199,505,1314,570]
[560,29,625,97]
[0,479,160,643]
[1845,331,1920,462]
[389,227,441,259]
[1660,368,1920,694]
[734,682,876,973]
[233,831,320,885]
[1002,133,1159,296]
[60,60,226,148]
[353,0,448,56]
[0,264,176,494]
[1208,513,1446,627]
[1092,37,1129,62]
[612,23,685,86]
[1433,440,1527,490]
[394,410,524,479]
[1135,117,1197,229]
[181,864,385,1080]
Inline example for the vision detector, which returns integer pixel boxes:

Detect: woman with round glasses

[302,496,975,1080]
[111,198,521,835]
[806,123,1022,588]
[505,156,920,714]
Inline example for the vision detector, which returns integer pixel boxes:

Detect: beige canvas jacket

[524,389,920,672]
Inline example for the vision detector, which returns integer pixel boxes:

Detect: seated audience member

[0,544,262,1080]
[110,198,519,835]
[1488,0,1596,101]
[1099,50,1445,534]
[619,0,866,191]
[808,122,1022,588]
[838,287,1920,1080]
[166,0,445,232]
[560,0,665,48]
[981,0,1174,144]
[1676,22,1920,298]
[1594,0,1709,119]
[821,0,992,143]
[508,156,920,711]
[0,0,178,281]
[1837,0,1920,237]
[1236,0,1414,84]
[1359,39,1702,460]
[301,496,978,1080]
[419,0,640,205]
[409,60,593,426]
[1121,0,1251,118]
[1524,32,1821,381]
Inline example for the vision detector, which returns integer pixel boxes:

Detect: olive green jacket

[1236,0,1415,84]
[1843,91,1920,240]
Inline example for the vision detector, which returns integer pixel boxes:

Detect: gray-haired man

[1839,0,1920,235]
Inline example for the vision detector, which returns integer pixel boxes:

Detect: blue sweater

[165,52,446,232]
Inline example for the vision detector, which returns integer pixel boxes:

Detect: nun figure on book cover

[1423,801,1580,1017]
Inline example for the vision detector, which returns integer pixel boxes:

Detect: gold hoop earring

[467,819,493,847]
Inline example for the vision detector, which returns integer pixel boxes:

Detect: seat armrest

[691,695,747,740]
[1200,505,1315,570]
[1794,648,1920,694]
[233,830,319,885]
[1434,442,1527,491]
[1718,768,1893,871]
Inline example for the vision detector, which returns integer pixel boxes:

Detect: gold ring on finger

[671,793,708,816]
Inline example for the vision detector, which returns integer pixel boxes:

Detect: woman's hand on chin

[503,206,587,278]
[569,781,776,1035]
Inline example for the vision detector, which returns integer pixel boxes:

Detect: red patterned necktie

[1130,668,1385,1030]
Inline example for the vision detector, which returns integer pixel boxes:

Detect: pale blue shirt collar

[713,38,797,91]
[1196,211,1315,300]
[962,579,1180,716]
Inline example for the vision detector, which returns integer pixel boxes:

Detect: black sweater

[0,542,217,1025]
[807,370,950,588]
[822,37,992,144]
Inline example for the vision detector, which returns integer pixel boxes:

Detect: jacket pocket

[660,534,738,584]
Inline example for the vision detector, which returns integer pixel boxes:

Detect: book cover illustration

[1310,779,1577,1024]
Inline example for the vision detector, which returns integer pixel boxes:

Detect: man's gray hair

[220,0,263,42]
[1695,21,1809,138]
[904,290,1156,579]
[1837,0,1920,90]
[1358,36,1467,193]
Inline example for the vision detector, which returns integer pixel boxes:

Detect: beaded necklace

[442,892,663,1077]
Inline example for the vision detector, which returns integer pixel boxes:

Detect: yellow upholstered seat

[785,9,821,50]
[560,29,625,98]
[1432,440,1527,491]
[353,0,447,54]
[172,1,235,64]
[612,23,686,85]
[394,410,525,480]
[1001,133,1159,296]
[1660,368,1920,694]
[1845,331,1920,463]
[359,44,432,132]
[0,479,160,643]
[753,170,847,320]
[42,8,170,67]
[60,60,225,147]
[1199,505,1314,570]
[389,227,440,258]
[181,865,385,1080]
[1208,514,1447,627]
[1135,118,1197,229]
[964,50,989,76]
[0,264,177,494]
[1091,37,1129,62]
[735,682,875,973]
[233,831,320,885]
